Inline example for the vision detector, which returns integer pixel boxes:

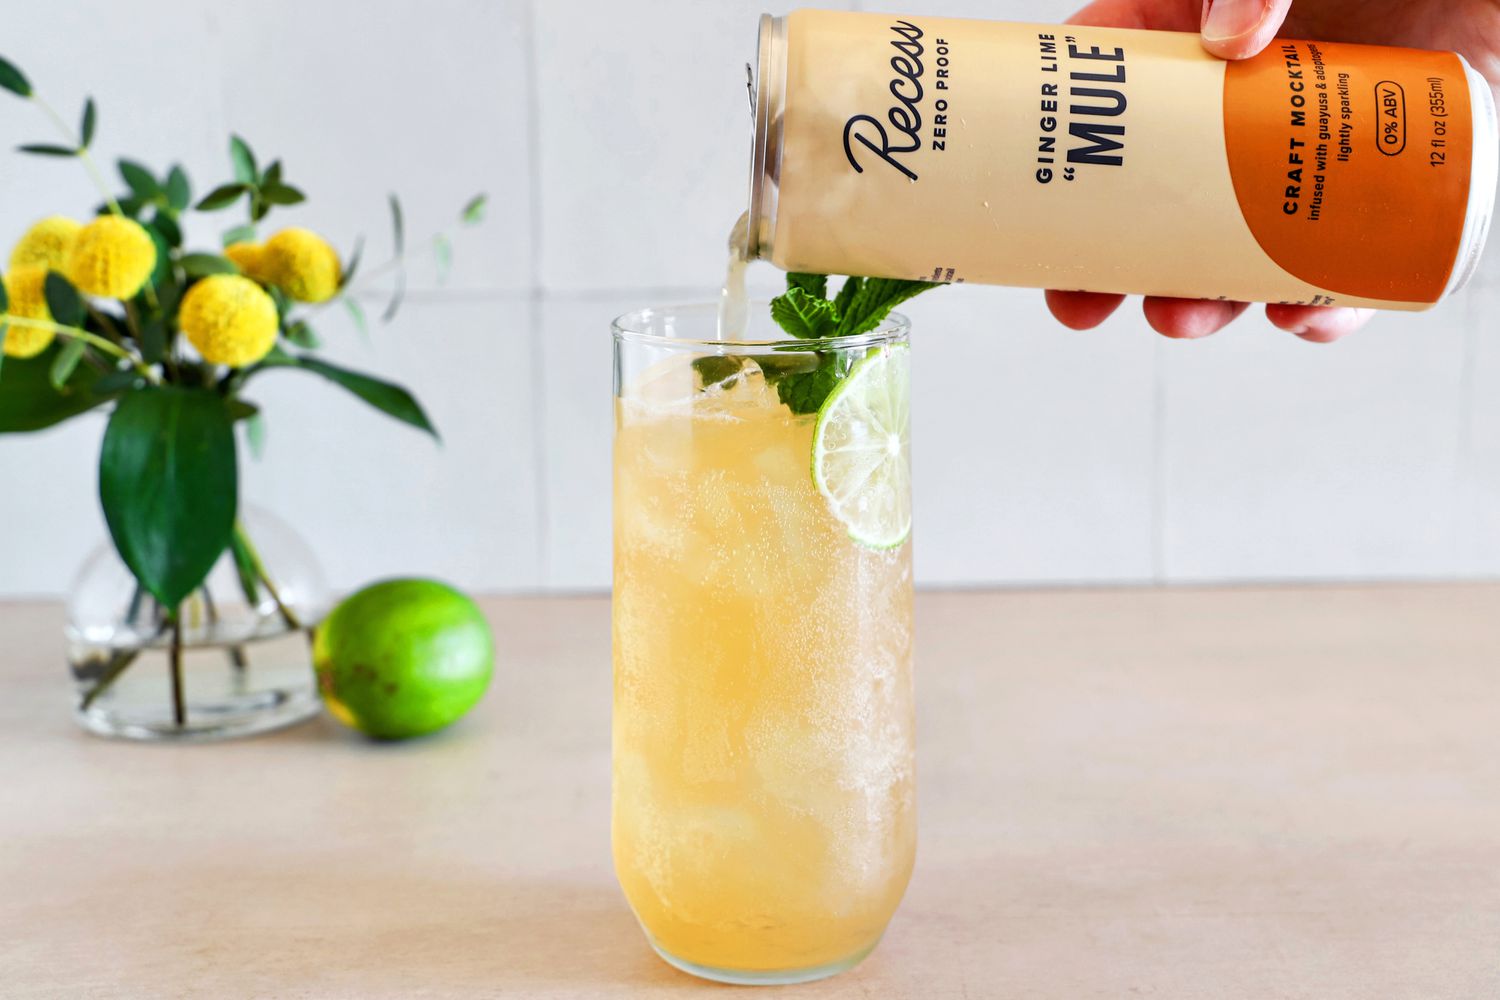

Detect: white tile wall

[2,0,1499,597]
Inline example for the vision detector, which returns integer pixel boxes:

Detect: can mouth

[746,14,785,261]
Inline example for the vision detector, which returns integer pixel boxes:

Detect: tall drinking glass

[611,303,915,985]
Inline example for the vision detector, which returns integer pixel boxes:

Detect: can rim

[746,13,783,260]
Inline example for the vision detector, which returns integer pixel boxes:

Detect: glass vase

[66,506,330,742]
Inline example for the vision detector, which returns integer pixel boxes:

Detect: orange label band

[1224,41,1472,303]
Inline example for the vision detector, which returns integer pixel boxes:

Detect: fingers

[1265,304,1375,343]
[1046,289,1128,330]
[1200,0,1295,59]
[1143,296,1251,338]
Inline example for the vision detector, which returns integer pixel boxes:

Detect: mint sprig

[690,272,938,414]
[768,272,935,414]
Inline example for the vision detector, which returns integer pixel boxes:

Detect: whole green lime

[313,578,494,739]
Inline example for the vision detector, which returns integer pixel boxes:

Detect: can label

[769,11,1481,308]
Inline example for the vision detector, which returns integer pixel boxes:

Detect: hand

[1048,0,1500,342]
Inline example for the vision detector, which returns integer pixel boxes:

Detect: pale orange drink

[611,303,915,985]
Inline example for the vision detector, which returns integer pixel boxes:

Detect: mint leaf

[753,353,819,381]
[769,287,839,339]
[837,277,935,336]
[787,272,827,299]
[833,276,862,319]
[776,352,853,415]
[692,355,743,387]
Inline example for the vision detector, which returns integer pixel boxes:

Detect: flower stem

[232,523,304,632]
[2,317,159,383]
[168,613,186,728]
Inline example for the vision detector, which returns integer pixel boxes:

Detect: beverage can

[747,10,1499,309]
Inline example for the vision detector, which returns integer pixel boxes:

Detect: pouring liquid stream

[717,211,752,342]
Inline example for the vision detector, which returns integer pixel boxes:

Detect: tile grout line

[522,0,551,590]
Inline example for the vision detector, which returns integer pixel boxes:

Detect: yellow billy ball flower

[1,266,56,359]
[224,242,270,284]
[179,274,279,368]
[67,215,158,299]
[261,227,341,303]
[10,216,82,272]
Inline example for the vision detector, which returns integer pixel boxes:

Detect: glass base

[75,683,320,743]
[649,938,877,986]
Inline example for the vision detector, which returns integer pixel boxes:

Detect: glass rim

[611,301,911,352]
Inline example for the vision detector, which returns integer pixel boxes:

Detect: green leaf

[836,277,935,336]
[228,529,262,601]
[833,276,862,318]
[179,253,238,278]
[140,319,166,365]
[165,165,191,212]
[344,297,368,340]
[80,98,97,148]
[249,190,268,223]
[118,159,161,200]
[148,211,182,249]
[18,144,76,157]
[262,160,283,188]
[106,195,146,219]
[787,272,828,299]
[382,272,406,323]
[751,352,820,382]
[43,272,84,328]
[0,275,9,312]
[244,411,266,461]
[389,193,405,255]
[0,341,113,433]
[776,351,855,415]
[141,224,171,292]
[257,354,436,438]
[0,325,7,383]
[0,55,33,97]
[691,356,744,387]
[339,237,364,290]
[100,387,238,608]
[433,234,452,284]
[229,135,257,185]
[261,183,306,206]
[92,368,143,394]
[196,183,248,212]
[768,287,839,339]
[222,223,256,248]
[226,398,259,422]
[49,339,86,389]
[283,321,320,349]
[267,286,292,321]
[461,193,487,225]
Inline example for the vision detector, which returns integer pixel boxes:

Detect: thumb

[1200,0,1293,59]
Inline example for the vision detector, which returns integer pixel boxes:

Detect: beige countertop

[2,586,1498,999]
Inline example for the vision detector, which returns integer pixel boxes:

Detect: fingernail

[1202,0,1265,42]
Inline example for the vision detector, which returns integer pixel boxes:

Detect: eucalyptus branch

[29,93,160,309]
[30,94,123,218]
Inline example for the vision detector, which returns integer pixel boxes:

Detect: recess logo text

[842,20,952,181]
